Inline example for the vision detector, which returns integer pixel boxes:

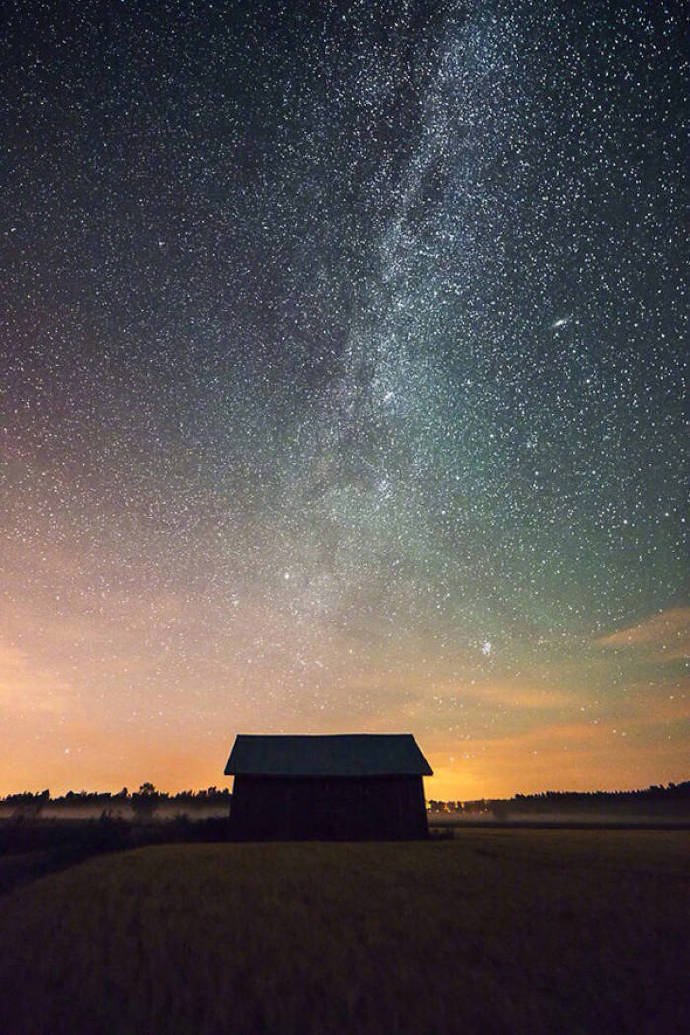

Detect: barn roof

[224,733,433,777]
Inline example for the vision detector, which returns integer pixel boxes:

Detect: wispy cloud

[594,607,690,660]
[0,639,73,715]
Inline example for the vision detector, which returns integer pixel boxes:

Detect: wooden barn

[224,733,433,840]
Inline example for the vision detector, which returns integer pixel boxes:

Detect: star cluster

[1,0,687,796]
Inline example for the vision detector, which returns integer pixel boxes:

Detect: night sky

[2,0,687,798]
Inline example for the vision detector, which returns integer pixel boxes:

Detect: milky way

[1,0,687,796]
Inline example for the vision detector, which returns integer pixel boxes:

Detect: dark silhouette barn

[224,733,433,840]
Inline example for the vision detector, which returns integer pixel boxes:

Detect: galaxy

[1,0,687,798]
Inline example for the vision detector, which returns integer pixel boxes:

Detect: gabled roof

[224,733,433,777]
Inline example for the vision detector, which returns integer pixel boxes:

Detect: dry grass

[0,830,687,1034]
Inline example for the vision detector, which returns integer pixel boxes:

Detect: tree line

[428,781,690,814]
[0,784,231,805]
[0,784,232,821]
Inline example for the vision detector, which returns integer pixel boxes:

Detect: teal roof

[224,733,433,777]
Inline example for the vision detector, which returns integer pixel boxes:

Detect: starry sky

[1,0,687,799]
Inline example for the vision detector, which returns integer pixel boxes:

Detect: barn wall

[229,775,428,840]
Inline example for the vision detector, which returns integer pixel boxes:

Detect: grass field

[0,830,687,1034]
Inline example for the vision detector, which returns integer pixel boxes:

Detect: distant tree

[131,782,160,823]
[8,789,49,821]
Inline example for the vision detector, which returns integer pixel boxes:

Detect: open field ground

[0,830,687,1034]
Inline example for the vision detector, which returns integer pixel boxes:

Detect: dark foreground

[0,830,687,1034]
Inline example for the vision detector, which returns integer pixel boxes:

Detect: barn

[224,733,433,840]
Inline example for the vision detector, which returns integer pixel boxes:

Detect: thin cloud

[0,640,73,715]
[594,607,690,660]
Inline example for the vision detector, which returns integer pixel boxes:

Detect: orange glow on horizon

[2,603,687,800]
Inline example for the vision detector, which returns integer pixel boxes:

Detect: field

[0,830,687,1034]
